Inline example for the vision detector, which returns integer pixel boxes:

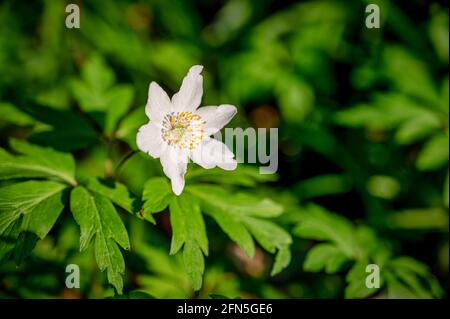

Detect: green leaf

[345,261,380,299]
[0,139,76,185]
[197,196,255,258]
[385,273,418,299]
[0,181,67,238]
[444,170,449,208]
[0,102,35,126]
[389,257,432,278]
[81,55,115,92]
[366,175,401,200]
[0,181,67,262]
[276,76,314,123]
[188,185,283,218]
[70,186,130,294]
[387,208,448,230]
[104,85,134,134]
[395,115,441,145]
[13,232,39,265]
[416,133,449,171]
[85,177,147,222]
[142,177,173,215]
[292,204,358,258]
[187,185,255,257]
[19,102,98,151]
[0,217,22,262]
[429,10,449,63]
[242,217,292,254]
[183,239,205,291]
[382,46,439,103]
[71,55,134,135]
[187,184,292,275]
[303,243,348,274]
[271,246,291,276]
[168,194,208,290]
[334,93,441,132]
[293,174,353,200]
[115,107,147,149]
[186,165,277,187]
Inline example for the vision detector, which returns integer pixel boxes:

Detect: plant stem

[114,150,138,178]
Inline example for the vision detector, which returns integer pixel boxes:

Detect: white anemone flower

[136,65,238,195]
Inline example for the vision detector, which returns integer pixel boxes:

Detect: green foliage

[292,205,444,298]
[19,103,98,151]
[70,186,130,294]
[70,55,135,136]
[187,184,292,276]
[0,141,74,263]
[0,0,447,300]
[169,194,208,290]
[0,181,67,262]
[141,173,292,289]
[0,139,76,185]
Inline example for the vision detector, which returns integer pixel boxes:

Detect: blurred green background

[0,0,448,298]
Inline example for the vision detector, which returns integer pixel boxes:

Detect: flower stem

[114,150,138,178]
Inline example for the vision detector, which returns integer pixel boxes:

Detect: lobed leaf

[70,186,130,294]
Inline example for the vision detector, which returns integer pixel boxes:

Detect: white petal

[136,122,164,158]
[146,82,171,123]
[160,147,189,195]
[190,138,237,171]
[195,104,237,135]
[171,65,203,112]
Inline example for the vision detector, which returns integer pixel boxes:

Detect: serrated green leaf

[70,186,130,294]
[168,194,208,290]
[188,185,292,270]
[169,194,208,255]
[0,180,67,264]
[243,216,292,254]
[0,217,22,262]
[0,181,67,238]
[198,198,255,258]
[85,177,147,222]
[187,185,255,257]
[183,239,205,291]
[169,196,186,255]
[0,139,76,185]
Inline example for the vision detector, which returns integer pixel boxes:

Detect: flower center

[161,112,206,149]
